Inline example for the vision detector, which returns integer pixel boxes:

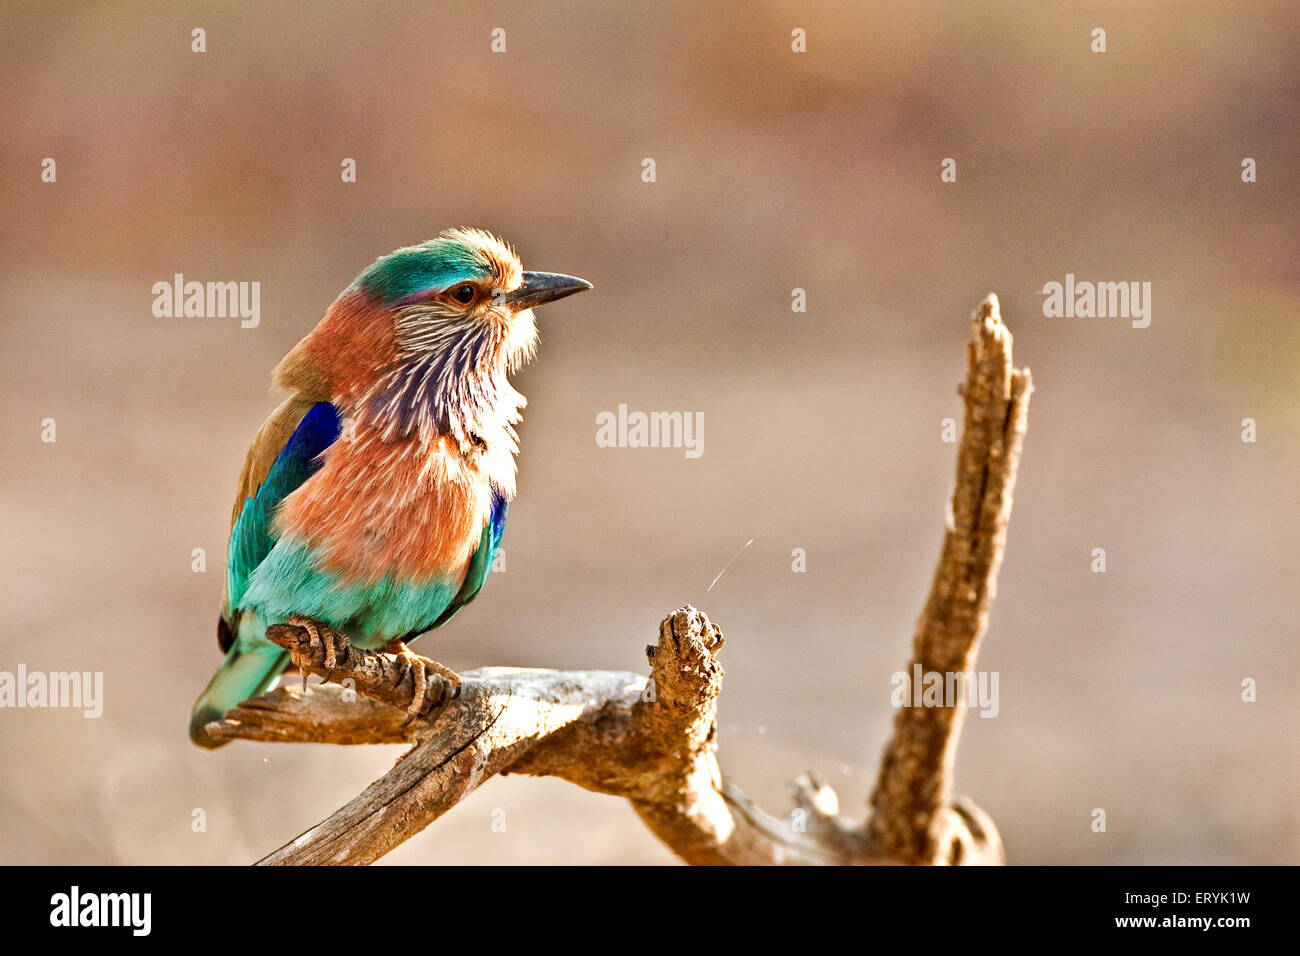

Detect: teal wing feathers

[220,398,341,650]
[190,399,340,747]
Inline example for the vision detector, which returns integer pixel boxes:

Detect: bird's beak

[504,272,593,312]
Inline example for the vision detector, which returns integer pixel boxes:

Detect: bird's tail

[188,641,290,749]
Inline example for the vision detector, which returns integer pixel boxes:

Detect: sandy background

[1,1,1297,864]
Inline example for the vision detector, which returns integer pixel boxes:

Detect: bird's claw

[402,653,426,725]
[385,641,460,725]
[290,615,339,686]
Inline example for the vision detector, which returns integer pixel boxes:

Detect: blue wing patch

[226,402,341,617]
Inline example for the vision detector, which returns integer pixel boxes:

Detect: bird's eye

[451,283,476,305]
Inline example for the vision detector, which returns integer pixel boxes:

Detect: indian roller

[188,229,591,747]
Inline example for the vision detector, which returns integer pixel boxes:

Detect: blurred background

[1,1,1297,865]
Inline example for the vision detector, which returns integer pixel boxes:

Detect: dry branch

[208,293,1031,866]
[864,293,1032,864]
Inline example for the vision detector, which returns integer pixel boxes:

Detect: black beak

[504,272,593,311]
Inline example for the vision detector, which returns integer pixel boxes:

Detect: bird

[188,228,591,748]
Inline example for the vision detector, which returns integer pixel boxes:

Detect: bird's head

[355,228,591,374]
[276,229,591,450]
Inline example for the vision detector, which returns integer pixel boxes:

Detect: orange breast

[275,430,489,584]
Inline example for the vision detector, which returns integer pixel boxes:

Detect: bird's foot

[383,640,460,724]
[290,614,340,685]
